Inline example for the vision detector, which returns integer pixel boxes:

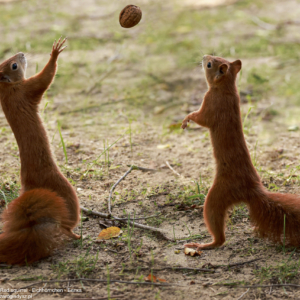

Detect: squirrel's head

[202,55,241,88]
[0,52,27,83]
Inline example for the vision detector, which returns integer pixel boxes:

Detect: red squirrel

[182,55,300,250]
[0,38,80,265]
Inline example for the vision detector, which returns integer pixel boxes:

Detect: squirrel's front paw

[181,119,189,129]
[51,37,67,58]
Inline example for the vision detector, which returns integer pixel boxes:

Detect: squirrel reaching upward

[0,38,80,265]
[182,55,300,250]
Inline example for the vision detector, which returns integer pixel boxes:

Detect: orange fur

[0,38,80,265]
[182,55,300,250]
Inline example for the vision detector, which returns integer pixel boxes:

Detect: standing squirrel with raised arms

[182,55,300,250]
[0,38,80,265]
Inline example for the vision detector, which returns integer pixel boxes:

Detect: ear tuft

[231,60,242,74]
[219,64,229,75]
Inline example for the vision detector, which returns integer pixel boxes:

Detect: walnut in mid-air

[119,5,142,28]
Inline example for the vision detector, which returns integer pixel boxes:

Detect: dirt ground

[0,0,300,299]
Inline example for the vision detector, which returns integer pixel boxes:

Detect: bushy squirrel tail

[0,189,74,265]
[249,191,300,245]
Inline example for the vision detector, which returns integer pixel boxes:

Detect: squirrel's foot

[184,242,219,250]
[65,229,81,240]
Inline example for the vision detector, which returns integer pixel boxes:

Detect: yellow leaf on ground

[157,144,171,149]
[97,227,122,240]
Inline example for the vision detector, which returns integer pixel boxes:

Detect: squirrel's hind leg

[185,187,230,250]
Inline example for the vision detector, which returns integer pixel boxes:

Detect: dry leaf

[154,106,166,114]
[97,227,122,240]
[157,144,171,149]
[144,274,167,283]
[184,247,202,257]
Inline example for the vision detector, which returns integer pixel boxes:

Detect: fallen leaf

[154,106,166,114]
[97,227,122,240]
[144,274,167,283]
[157,144,171,149]
[168,123,182,131]
[288,125,299,131]
[184,247,202,257]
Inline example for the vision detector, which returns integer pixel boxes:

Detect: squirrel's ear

[231,60,242,74]
[0,72,10,82]
[218,64,229,76]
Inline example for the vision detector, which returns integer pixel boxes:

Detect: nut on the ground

[119,5,142,28]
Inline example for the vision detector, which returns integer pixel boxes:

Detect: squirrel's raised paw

[51,37,67,58]
[181,119,189,129]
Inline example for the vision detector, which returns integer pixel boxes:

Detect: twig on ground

[224,258,261,269]
[108,164,156,214]
[237,288,250,300]
[20,278,181,291]
[116,213,161,221]
[108,166,134,215]
[202,258,261,270]
[122,266,215,273]
[165,161,183,178]
[105,248,128,255]
[116,216,174,241]
[215,283,300,289]
[80,206,110,219]
[81,206,173,241]
[84,68,116,95]
[127,165,157,172]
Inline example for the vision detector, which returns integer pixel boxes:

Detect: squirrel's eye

[207,62,212,68]
[12,63,18,70]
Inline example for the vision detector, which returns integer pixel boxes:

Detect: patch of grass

[0,181,19,205]
[230,204,250,224]
[52,248,99,279]
[254,253,300,284]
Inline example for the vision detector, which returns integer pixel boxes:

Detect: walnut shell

[119,5,142,28]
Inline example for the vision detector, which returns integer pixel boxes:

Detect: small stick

[108,165,156,214]
[237,288,250,300]
[166,161,183,178]
[122,267,215,273]
[81,206,110,219]
[19,278,180,290]
[81,207,174,241]
[225,258,261,268]
[214,283,300,289]
[204,258,261,269]
[127,165,157,172]
[115,216,174,241]
[108,166,134,215]
[116,213,161,221]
